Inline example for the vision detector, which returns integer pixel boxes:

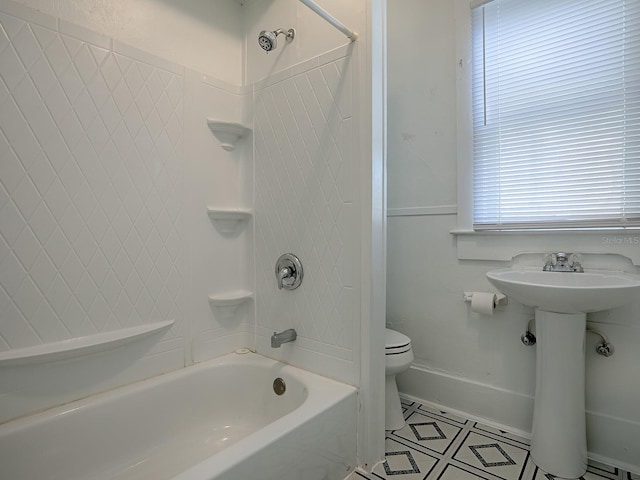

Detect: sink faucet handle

[568,253,582,265]
[569,253,584,272]
[543,253,557,271]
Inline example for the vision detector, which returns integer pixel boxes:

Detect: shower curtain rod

[298,0,358,41]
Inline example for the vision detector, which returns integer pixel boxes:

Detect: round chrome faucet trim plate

[275,253,303,290]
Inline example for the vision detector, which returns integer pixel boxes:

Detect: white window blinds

[471,0,640,230]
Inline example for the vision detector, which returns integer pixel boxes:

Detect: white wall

[387,0,640,471]
[7,0,245,84]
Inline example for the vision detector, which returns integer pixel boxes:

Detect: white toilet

[385,327,414,431]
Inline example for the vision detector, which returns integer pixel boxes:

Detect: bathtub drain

[273,377,286,395]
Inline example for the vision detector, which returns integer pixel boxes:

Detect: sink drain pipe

[520,320,614,357]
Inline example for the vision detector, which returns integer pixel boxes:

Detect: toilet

[385,327,414,431]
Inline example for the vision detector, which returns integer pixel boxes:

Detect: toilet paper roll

[471,292,496,315]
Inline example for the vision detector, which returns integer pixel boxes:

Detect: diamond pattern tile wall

[254,54,355,355]
[0,11,184,350]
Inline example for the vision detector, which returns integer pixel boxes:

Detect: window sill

[451,229,640,264]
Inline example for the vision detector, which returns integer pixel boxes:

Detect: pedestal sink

[486,269,640,479]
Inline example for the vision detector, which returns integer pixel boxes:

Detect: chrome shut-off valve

[521,319,536,346]
[521,331,537,346]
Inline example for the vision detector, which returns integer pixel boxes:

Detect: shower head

[258,28,295,52]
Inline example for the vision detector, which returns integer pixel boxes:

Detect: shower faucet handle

[275,254,303,290]
[277,266,293,289]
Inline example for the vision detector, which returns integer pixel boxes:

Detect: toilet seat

[385,328,411,355]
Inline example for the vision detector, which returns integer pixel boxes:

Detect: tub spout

[271,328,297,348]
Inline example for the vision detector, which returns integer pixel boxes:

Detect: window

[471,0,640,231]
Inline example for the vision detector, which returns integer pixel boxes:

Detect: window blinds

[471,0,640,230]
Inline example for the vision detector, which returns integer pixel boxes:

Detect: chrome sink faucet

[271,328,297,348]
[543,252,584,272]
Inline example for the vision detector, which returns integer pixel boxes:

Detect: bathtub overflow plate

[273,377,286,395]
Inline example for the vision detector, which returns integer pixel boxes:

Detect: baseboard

[397,364,535,433]
[586,413,640,475]
[397,364,640,473]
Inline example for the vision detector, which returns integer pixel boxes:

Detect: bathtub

[0,352,357,480]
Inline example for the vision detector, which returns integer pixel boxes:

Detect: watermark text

[601,236,640,245]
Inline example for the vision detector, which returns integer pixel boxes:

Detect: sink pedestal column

[531,310,587,478]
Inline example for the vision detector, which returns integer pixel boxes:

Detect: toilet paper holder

[463,291,508,306]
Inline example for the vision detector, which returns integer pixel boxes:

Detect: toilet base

[385,374,405,431]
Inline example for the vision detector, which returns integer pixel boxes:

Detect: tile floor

[348,399,639,480]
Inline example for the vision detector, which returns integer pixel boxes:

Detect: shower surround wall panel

[183,71,255,364]
[0,2,189,422]
[0,0,367,423]
[253,48,359,385]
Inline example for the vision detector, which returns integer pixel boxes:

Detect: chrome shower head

[258,30,277,51]
[258,28,295,52]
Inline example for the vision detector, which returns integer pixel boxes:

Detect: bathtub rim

[0,351,358,480]
[172,352,358,479]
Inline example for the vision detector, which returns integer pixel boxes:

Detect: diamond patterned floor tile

[392,410,464,455]
[351,398,638,480]
[531,466,619,480]
[473,424,530,447]
[371,437,440,479]
[438,463,499,480]
[453,431,530,480]
[417,403,471,426]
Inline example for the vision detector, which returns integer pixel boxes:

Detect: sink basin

[486,269,640,313]
[486,266,640,477]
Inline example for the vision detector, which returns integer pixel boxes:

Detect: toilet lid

[385,328,411,354]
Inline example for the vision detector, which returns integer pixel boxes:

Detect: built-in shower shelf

[206,119,251,151]
[208,290,254,320]
[0,320,174,367]
[207,207,252,233]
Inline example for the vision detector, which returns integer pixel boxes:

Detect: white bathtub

[0,352,357,480]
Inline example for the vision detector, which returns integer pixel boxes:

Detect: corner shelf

[207,207,252,233]
[0,320,174,367]
[208,290,254,320]
[206,119,251,151]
